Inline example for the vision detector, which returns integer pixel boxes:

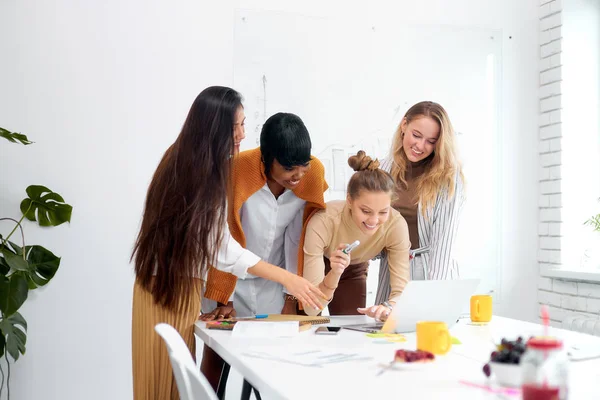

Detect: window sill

[541,266,600,283]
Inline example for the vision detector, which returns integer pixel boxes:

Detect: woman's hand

[282,274,328,311]
[329,243,352,275]
[199,302,236,321]
[357,304,393,322]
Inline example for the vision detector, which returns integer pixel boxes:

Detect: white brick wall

[538,280,600,323]
[537,1,600,325]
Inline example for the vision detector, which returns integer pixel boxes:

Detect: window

[561,0,600,269]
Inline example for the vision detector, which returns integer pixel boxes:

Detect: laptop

[344,279,481,333]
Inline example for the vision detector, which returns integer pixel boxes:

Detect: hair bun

[347,150,380,172]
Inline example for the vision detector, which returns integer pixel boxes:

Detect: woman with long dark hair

[130,86,325,399]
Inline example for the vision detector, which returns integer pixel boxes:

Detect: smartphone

[315,326,341,335]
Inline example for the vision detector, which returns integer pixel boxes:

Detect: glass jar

[521,337,569,400]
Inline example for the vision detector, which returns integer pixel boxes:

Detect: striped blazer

[376,158,465,300]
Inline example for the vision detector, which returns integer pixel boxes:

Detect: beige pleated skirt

[132,278,202,400]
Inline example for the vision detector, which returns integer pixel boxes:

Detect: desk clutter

[197,312,600,399]
[205,314,330,332]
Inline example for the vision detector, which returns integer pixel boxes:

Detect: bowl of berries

[482,337,527,387]
[379,349,436,373]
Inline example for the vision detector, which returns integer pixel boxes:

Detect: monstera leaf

[0,312,27,361]
[0,239,27,272]
[0,256,8,276]
[20,185,72,227]
[0,127,32,145]
[1,246,28,272]
[22,245,60,289]
[0,274,28,317]
[0,239,30,316]
[0,239,59,316]
[0,237,25,274]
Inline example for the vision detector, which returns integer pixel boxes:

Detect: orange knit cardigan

[203,147,328,304]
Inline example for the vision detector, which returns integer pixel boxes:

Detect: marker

[343,240,360,255]
[233,314,269,320]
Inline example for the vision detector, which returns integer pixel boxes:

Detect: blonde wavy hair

[389,101,464,214]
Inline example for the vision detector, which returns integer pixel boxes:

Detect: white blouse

[214,220,261,279]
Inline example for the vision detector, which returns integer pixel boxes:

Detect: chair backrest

[561,315,600,337]
[154,323,218,400]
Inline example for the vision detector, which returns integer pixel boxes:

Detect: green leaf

[20,185,73,227]
[585,214,600,233]
[0,127,33,145]
[0,254,9,275]
[1,248,28,271]
[0,325,5,358]
[0,273,28,316]
[24,245,60,289]
[6,239,23,255]
[0,312,27,361]
[0,235,13,275]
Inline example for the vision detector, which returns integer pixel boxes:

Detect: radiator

[561,314,600,337]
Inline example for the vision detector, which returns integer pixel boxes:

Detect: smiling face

[401,116,440,162]
[232,106,246,155]
[268,159,311,190]
[346,190,392,236]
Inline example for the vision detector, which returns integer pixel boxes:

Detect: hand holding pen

[329,242,356,275]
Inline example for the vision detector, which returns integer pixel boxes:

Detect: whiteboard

[233,9,503,302]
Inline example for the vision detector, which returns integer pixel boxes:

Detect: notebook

[205,314,330,331]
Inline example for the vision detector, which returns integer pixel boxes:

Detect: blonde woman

[374,101,465,309]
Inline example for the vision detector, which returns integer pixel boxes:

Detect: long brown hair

[131,86,242,310]
[347,150,394,199]
[389,101,463,214]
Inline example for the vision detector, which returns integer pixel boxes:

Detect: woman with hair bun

[302,150,410,320]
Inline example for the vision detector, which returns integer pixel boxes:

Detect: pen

[234,314,268,320]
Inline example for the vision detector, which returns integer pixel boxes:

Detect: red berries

[395,349,435,363]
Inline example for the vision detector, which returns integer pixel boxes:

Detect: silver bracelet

[382,301,393,310]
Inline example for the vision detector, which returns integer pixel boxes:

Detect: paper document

[232,321,299,338]
[242,347,373,367]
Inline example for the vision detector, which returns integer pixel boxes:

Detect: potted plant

[584,205,600,233]
[0,127,73,399]
[582,198,600,269]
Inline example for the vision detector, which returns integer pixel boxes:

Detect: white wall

[0,1,539,399]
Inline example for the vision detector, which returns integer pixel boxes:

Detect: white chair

[155,323,218,400]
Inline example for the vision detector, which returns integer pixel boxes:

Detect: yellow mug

[416,321,452,355]
[470,295,493,322]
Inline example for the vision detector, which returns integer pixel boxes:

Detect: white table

[195,315,600,399]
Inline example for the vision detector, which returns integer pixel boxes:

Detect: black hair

[260,112,312,176]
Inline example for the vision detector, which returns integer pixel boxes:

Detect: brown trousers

[324,257,369,315]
